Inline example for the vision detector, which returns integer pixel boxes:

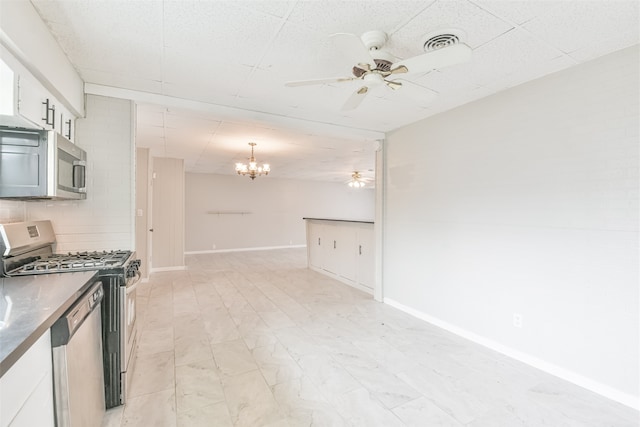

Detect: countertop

[0,271,98,377]
[302,217,374,224]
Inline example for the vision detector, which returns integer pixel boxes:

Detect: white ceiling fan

[285,30,472,110]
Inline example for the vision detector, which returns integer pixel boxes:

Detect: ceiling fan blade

[380,65,408,78]
[285,76,356,87]
[329,33,376,68]
[393,43,472,74]
[392,79,437,106]
[341,86,369,111]
[385,80,402,90]
[389,65,408,75]
[355,63,371,72]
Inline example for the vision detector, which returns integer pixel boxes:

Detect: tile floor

[102,248,639,427]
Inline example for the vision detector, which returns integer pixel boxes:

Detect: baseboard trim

[309,265,374,295]
[185,244,306,255]
[149,266,186,273]
[383,298,640,411]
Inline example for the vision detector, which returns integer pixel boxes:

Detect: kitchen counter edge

[0,271,99,377]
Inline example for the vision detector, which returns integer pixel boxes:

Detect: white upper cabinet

[0,59,17,117]
[17,74,54,130]
[0,57,77,142]
[57,103,75,141]
[15,74,76,141]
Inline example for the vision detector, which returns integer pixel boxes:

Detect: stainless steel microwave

[0,127,87,200]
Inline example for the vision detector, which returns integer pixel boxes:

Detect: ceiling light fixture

[348,171,365,188]
[235,142,270,180]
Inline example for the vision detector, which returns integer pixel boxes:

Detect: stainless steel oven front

[119,262,140,403]
[100,256,140,409]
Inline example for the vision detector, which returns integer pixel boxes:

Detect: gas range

[0,220,136,277]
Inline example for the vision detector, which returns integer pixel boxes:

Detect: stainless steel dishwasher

[51,281,105,427]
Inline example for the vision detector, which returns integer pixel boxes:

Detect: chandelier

[235,142,270,180]
[348,171,366,188]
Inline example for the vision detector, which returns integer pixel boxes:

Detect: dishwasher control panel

[88,286,104,310]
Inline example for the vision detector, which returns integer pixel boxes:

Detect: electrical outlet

[212,244,216,249]
[513,313,523,328]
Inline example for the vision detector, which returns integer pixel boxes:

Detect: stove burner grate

[5,250,133,275]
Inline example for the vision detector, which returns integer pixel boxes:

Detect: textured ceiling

[30,0,640,183]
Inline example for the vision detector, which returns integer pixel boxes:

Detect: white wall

[185,173,375,252]
[26,95,135,252]
[383,45,639,407]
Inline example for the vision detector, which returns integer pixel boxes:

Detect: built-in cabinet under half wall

[304,218,374,294]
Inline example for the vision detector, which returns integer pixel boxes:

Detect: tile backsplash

[0,200,26,223]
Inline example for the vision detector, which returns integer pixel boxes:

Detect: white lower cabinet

[334,224,357,283]
[321,224,340,275]
[305,219,374,294]
[0,330,55,427]
[356,226,375,290]
[308,223,324,270]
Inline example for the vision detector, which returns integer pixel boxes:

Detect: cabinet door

[0,330,54,427]
[335,224,357,282]
[57,105,75,142]
[308,222,324,269]
[17,76,53,130]
[357,226,375,290]
[322,223,340,275]
[9,374,55,427]
[0,59,17,116]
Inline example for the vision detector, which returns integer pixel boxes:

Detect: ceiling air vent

[421,29,466,52]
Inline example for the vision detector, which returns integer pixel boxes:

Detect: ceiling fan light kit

[348,171,366,188]
[235,142,270,180]
[285,28,472,111]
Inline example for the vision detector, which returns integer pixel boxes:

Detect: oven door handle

[125,272,141,295]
